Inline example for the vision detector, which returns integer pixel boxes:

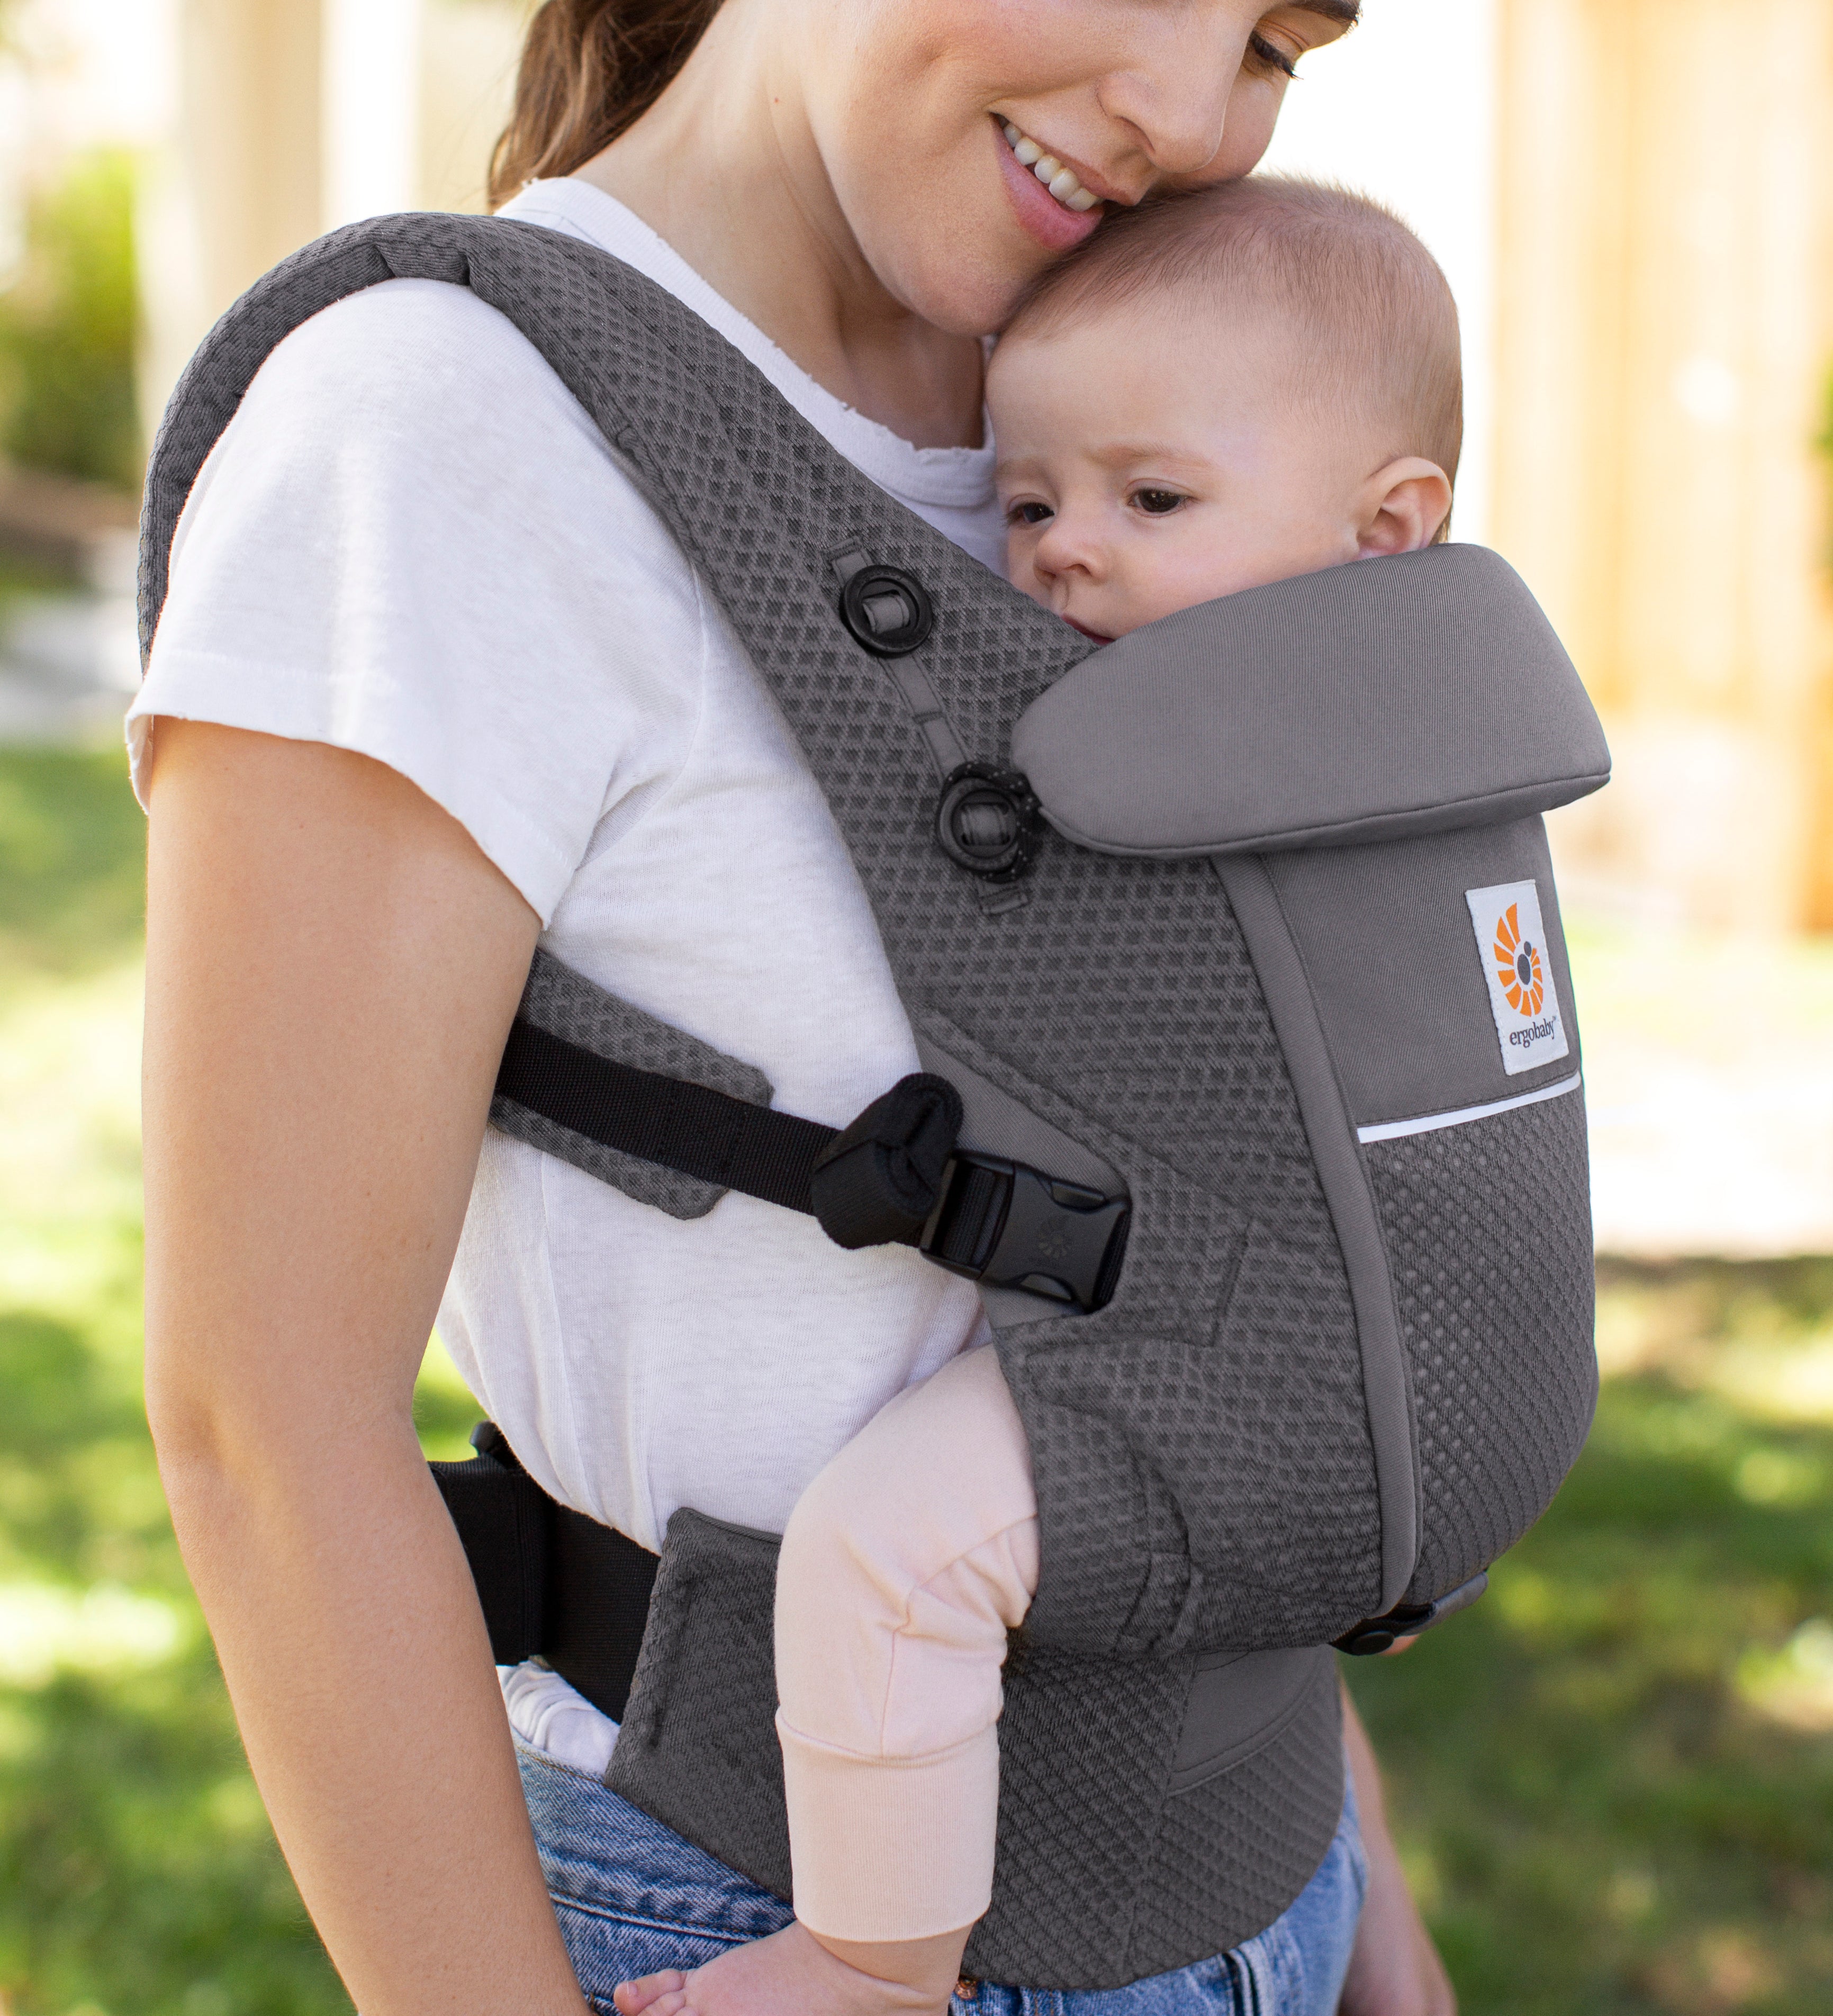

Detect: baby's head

[988,177,1463,644]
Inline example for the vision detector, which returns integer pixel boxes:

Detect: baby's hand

[612,1920,961,2016]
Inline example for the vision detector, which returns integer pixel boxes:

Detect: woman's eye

[1247,30,1300,81]
[1008,501,1054,527]
[1131,489,1187,516]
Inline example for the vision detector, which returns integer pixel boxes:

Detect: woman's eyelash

[1248,31,1300,81]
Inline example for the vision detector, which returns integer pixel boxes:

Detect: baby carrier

[140,214,1608,1989]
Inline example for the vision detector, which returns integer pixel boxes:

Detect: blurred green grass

[1,744,1830,2013]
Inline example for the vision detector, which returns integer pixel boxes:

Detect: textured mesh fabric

[1131,1658,1344,1972]
[1365,1090,1597,1604]
[604,1513,791,1897]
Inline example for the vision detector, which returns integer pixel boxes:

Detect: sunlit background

[0,3,1829,2012]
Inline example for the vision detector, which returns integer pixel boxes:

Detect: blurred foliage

[1351,1258,1833,2016]
[0,743,147,987]
[0,148,141,491]
[2,745,1831,2011]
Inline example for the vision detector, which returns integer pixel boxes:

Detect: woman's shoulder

[174,268,701,626]
[141,274,713,926]
[232,275,623,496]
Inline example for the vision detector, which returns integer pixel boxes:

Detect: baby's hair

[1008,176,1464,493]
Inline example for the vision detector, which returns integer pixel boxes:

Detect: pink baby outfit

[774,1344,1040,1941]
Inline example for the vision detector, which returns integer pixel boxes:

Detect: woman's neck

[574,5,985,451]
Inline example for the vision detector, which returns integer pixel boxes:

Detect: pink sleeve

[774,1344,1039,1942]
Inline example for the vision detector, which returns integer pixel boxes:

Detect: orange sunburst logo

[1493,903,1545,1016]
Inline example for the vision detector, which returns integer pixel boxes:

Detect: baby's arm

[615,1344,1038,2016]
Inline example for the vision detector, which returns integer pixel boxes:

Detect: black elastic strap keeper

[809,1072,964,1249]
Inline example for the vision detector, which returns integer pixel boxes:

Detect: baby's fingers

[612,1969,687,2015]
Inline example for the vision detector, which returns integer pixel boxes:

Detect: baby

[615,177,1461,2016]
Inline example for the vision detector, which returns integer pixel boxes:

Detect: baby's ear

[1356,458,1453,557]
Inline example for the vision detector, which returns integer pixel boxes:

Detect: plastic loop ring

[838,565,935,657]
[935,764,1042,883]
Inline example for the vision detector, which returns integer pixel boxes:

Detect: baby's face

[989,301,1441,643]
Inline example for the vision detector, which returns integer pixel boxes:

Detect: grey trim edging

[1212,856,1418,1613]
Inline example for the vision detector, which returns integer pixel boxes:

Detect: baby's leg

[615,1344,1039,2016]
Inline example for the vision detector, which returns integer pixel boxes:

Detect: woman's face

[791,0,1357,336]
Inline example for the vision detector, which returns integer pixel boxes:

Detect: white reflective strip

[1357,1072,1584,1145]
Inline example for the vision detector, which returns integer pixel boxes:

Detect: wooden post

[1492,0,1833,933]
[138,0,324,432]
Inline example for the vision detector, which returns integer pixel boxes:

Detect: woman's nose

[1099,4,1251,178]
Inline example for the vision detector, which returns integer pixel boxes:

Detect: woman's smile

[999,119,1104,213]
[993,117,1107,252]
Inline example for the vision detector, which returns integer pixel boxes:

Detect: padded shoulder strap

[1011,544,1610,857]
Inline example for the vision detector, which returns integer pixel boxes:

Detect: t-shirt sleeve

[131,276,709,924]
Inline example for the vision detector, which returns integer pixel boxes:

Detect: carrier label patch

[1465,880,1570,1076]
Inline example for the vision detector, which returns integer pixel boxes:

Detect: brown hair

[1010,177,1465,487]
[488,0,725,209]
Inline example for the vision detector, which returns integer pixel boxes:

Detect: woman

[137,2,1456,2010]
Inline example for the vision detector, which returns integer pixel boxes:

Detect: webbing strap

[496,1018,834,1215]
[494,1019,1131,1315]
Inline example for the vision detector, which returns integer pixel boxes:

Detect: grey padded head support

[1012,544,1610,857]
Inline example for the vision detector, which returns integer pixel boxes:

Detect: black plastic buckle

[1332,1571,1489,1656]
[918,1149,1129,1313]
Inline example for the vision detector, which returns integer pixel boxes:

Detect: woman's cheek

[1203,74,1288,185]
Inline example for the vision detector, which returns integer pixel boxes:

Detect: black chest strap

[494,1019,1131,1315]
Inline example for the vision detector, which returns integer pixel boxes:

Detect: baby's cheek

[1005,536,1049,605]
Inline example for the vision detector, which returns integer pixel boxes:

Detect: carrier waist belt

[431,1422,657,1720]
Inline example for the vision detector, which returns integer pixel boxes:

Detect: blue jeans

[520,1743,1366,2016]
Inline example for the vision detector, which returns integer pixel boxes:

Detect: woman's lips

[995,125,1104,253]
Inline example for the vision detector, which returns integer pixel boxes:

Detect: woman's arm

[1338,1688,1457,2016]
[142,722,582,2015]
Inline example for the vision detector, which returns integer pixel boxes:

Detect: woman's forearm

[1338,1686,1456,2016]
[160,1421,586,2013]
[143,722,580,2014]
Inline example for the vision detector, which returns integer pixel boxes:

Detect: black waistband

[431,1423,658,1723]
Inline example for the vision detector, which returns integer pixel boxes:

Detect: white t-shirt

[131,179,1008,1570]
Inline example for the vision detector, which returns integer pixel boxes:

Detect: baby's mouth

[1064,617,1114,645]
[998,121,1103,214]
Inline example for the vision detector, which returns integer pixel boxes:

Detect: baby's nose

[1033,515,1108,580]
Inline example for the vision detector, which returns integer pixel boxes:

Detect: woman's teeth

[1001,121,1101,213]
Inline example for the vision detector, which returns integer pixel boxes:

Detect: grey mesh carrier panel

[140,213,1607,1988]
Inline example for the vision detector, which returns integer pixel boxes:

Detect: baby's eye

[1130,489,1188,516]
[1007,500,1054,527]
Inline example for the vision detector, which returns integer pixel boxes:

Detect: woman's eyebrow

[1294,0,1360,22]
